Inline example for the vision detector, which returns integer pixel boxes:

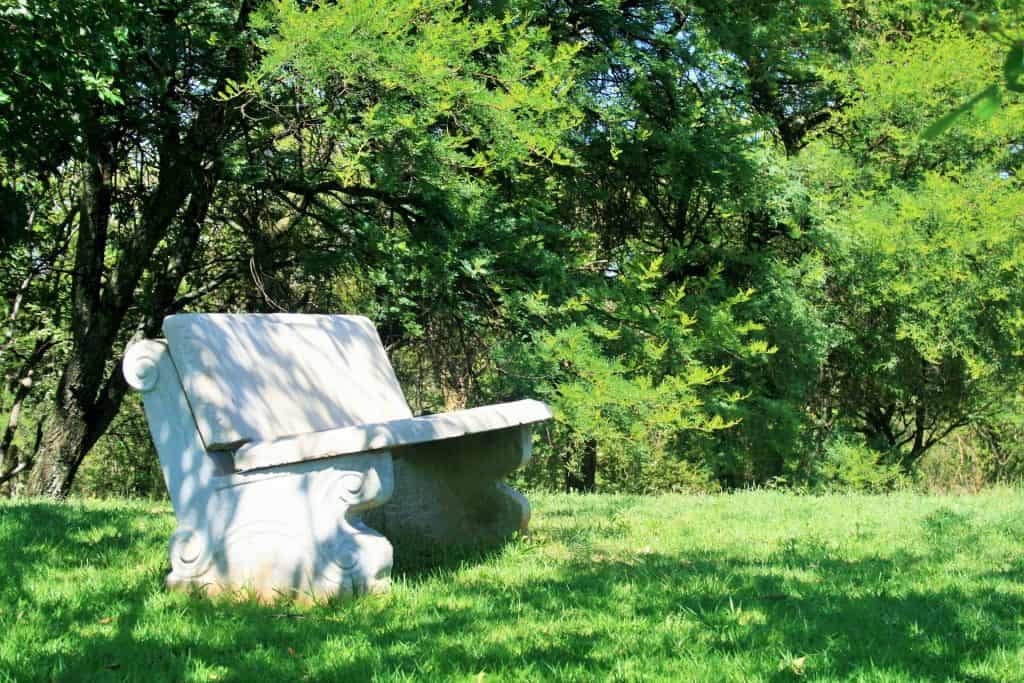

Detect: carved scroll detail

[164,456,394,601]
[168,527,215,579]
[123,340,166,393]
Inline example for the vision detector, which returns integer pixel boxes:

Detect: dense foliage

[2,0,1023,496]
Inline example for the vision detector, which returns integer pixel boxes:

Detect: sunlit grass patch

[2,490,1024,681]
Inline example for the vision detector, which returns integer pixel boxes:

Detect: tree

[813,170,1024,470]
[798,13,1024,470]
[1,0,265,496]
[483,0,856,489]
[0,0,577,496]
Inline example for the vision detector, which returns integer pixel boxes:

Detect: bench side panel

[123,340,227,524]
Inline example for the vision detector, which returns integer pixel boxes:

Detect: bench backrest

[163,314,412,450]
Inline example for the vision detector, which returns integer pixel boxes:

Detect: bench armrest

[232,399,551,473]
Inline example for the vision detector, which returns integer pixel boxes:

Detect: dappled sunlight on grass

[2,491,1024,681]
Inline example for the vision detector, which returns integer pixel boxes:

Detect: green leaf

[1003,44,1024,93]
[974,86,1002,120]
[921,85,999,139]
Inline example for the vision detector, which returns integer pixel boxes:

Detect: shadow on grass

[1,501,1019,681]
[0,501,169,595]
[391,538,508,580]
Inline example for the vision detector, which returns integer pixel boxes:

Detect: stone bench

[123,313,549,601]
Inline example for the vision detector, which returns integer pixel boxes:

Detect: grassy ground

[2,491,1024,682]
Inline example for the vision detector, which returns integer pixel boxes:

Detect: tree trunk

[565,439,598,493]
[26,411,88,497]
[26,149,119,496]
[0,335,53,488]
[25,352,111,497]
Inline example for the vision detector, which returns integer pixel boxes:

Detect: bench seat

[233,399,551,472]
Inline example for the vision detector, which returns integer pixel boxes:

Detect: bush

[808,435,907,493]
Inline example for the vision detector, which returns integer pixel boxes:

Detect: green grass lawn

[2,491,1024,681]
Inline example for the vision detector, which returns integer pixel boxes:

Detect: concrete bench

[123,313,549,601]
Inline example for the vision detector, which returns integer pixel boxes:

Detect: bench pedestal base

[161,429,531,601]
[164,453,394,603]
[366,428,531,557]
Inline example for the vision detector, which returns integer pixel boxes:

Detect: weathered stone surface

[366,427,534,556]
[233,400,550,472]
[124,314,549,601]
[163,314,412,450]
